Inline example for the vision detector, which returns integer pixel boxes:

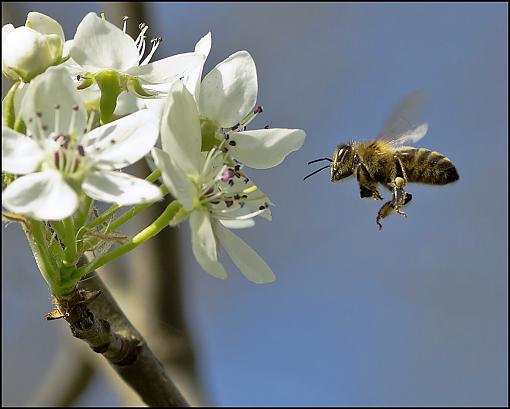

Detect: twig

[51,272,189,407]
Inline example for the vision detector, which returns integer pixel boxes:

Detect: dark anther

[231,123,240,131]
[234,194,240,200]
[77,74,81,81]
[264,125,270,129]
[41,125,48,131]
[225,200,234,208]
[72,105,79,111]
[224,133,230,140]
[228,180,234,186]
[223,147,228,153]
[254,106,263,114]
[242,194,248,199]
[239,202,245,208]
[78,145,85,156]
[54,104,60,109]
[229,140,237,146]
[259,205,265,210]
[110,139,116,144]
[36,112,43,118]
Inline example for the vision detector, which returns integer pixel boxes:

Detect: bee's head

[331,144,354,182]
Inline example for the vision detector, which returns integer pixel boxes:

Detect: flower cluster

[2,11,305,283]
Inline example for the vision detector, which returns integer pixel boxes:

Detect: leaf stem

[75,200,181,279]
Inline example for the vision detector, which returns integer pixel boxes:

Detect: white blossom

[193,48,306,169]
[2,66,162,220]
[69,13,205,101]
[152,81,275,283]
[2,12,65,82]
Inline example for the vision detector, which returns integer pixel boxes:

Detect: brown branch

[51,273,189,407]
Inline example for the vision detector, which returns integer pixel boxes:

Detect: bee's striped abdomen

[397,147,459,185]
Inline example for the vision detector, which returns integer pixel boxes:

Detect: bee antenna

[303,165,330,181]
[307,157,332,165]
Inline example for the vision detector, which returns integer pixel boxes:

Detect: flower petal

[160,81,202,176]
[22,65,87,139]
[183,32,211,103]
[82,170,162,205]
[2,127,45,174]
[190,211,227,279]
[2,170,78,220]
[26,12,65,45]
[214,221,275,284]
[152,147,195,210]
[127,52,205,84]
[199,51,257,128]
[70,12,139,72]
[228,128,306,169]
[86,109,159,169]
[220,219,255,229]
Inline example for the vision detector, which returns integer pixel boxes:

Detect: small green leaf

[2,81,20,128]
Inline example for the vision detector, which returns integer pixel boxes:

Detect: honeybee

[304,92,459,229]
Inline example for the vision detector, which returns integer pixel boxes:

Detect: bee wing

[377,91,428,146]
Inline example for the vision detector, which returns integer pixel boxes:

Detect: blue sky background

[2,2,508,406]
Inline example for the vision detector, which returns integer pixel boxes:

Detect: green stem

[75,200,181,279]
[2,81,20,128]
[50,220,66,240]
[30,220,60,289]
[85,169,161,231]
[75,196,93,234]
[83,184,169,252]
[62,217,78,266]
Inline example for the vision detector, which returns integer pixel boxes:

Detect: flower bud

[2,13,64,82]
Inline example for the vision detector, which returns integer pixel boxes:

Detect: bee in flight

[304,91,459,229]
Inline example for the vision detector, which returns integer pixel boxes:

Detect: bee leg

[394,191,413,218]
[393,155,408,184]
[376,200,394,230]
[376,191,413,229]
[356,163,382,200]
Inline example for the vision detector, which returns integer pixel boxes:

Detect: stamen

[221,169,235,182]
[135,23,148,47]
[86,110,96,134]
[73,158,81,172]
[68,105,79,135]
[77,145,85,156]
[54,151,60,169]
[54,104,61,134]
[122,16,129,33]
[141,37,162,65]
